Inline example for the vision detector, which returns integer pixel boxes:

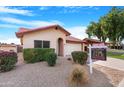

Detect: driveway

[0,53,122,87]
[94,57,124,87]
[94,57,124,71]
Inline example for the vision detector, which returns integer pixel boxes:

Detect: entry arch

[58,38,64,56]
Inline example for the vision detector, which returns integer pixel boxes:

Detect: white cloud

[66,26,88,39]
[0,24,19,28]
[88,6,99,10]
[51,20,64,26]
[63,6,82,9]
[0,38,20,44]
[29,20,64,27]
[94,7,99,10]
[59,6,81,13]
[0,17,28,24]
[66,26,103,40]
[88,6,94,8]
[0,6,33,16]
[0,17,64,27]
[40,7,49,10]
[63,6,99,10]
[59,6,99,14]
[62,9,79,13]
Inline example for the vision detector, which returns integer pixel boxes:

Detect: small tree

[86,7,124,49]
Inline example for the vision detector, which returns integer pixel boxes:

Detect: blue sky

[0,6,124,44]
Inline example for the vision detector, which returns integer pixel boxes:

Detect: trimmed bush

[0,51,17,72]
[71,51,88,65]
[46,52,57,66]
[68,64,89,87]
[23,48,55,63]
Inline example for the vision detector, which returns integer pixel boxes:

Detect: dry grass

[68,64,89,87]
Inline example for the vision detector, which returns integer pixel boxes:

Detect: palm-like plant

[86,22,95,39]
[86,21,107,42]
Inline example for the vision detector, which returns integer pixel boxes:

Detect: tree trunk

[113,41,116,49]
[117,43,119,49]
[102,37,106,45]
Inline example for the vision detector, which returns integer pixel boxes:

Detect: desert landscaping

[0,6,124,87]
[0,53,124,87]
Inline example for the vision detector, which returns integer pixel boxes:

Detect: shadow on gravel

[80,67,113,87]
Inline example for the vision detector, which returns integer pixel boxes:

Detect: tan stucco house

[16,25,85,56]
[0,44,17,52]
[0,43,23,53]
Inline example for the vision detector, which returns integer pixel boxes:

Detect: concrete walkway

[94,57,124,71]
[118,78,124,87]
[94,57,124,87]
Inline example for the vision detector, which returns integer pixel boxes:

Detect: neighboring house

[106,42,123,49]
[0,44,17,52]
[122,44,124,50]
[0,43,22,53]
[82,38,115,51]
[16,25,84,56]
[82,38,102,52]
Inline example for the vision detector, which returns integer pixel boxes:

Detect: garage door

[64,43,82,56]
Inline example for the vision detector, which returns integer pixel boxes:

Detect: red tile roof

[66,36,82,42]
[66,36,84,43]
[18,28,30,32]
[82,38,101,43]
[16,24,71,38]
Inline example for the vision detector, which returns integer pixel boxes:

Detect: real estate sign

[91,43,107,61]
[91,48,106,61]
[88,43,107,74]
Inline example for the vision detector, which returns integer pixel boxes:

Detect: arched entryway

[58,38,64,56]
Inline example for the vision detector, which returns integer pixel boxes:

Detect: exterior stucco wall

[0,46,17,52]
[64,43,82,56]
[22,28,66,55]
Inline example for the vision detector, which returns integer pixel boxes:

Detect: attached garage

[64,36,83,56]
[64,43,82,56]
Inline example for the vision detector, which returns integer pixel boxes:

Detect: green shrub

[46,52,57,66]
[71,51,88,65]
[0,51,17,72]
[23,48,55,63]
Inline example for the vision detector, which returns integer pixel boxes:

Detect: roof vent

[55,27,58,30]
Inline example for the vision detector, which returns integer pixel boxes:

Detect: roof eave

[57,25,71,36]
[15,32,23,38]
[15,25,71,37]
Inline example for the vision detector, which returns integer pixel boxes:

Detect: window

[34,40,42,48]
[84,46,87,51]
[43,41,50,48]
[10,50,14,52]
[34,40,50,48]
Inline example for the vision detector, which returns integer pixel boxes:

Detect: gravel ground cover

[0,53,123,87]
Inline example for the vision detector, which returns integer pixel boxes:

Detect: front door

[58,38,63,56]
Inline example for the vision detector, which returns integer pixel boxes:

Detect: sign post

[89,44,93,74]
[88,43,107,74]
